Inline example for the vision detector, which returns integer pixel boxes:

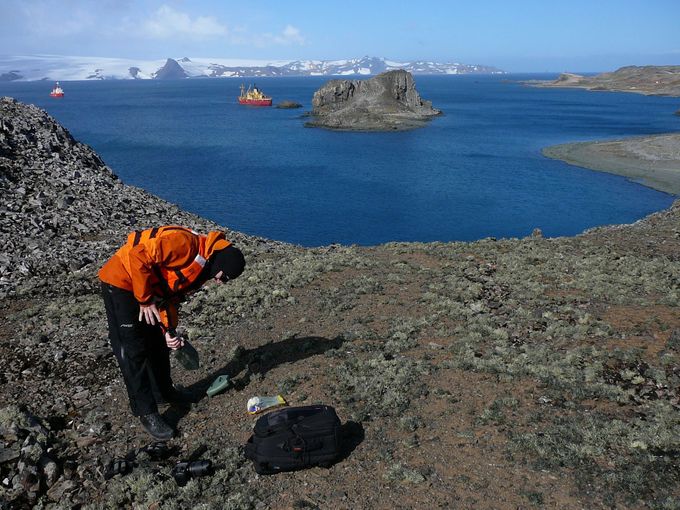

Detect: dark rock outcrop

[0,405,59,505]
[307,70,441,131]
[0,71,22,82]
[276,101,303,109]
[153,58,188,80]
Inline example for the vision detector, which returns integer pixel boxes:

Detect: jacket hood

[204,231,231,259]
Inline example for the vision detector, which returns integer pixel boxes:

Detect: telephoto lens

[171,459,213,486]
[188,460,213,476]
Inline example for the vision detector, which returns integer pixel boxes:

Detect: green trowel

[206,375,230,397]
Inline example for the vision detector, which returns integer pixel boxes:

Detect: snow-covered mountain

[0,55,503,81]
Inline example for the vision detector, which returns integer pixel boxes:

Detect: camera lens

[187,460,212,476]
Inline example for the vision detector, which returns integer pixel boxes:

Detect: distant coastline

[525,65,680,97]
[535,66,680,195]
[543,134,680,196]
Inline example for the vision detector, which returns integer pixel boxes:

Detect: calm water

[2,75,678,246]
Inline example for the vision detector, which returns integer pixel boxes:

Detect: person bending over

[99,226,245,440]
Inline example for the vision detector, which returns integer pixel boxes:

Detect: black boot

[139,413,174,441]
[158,387,196,405]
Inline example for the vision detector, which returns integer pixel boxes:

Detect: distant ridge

[0,55,504,81]
[526,65,680,97]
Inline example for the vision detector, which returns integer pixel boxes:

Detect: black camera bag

[245,405,342,474]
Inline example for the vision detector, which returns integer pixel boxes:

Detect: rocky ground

[1,97,680,509]
[306,70,441,131]
[525,65,680,97]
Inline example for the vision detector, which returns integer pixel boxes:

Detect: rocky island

[1,97,679,509]
[275,100,302,109]
[306,70,441,131]
[527,65,680,97]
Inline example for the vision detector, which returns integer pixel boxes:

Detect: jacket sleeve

[159,302,179,331]
[125,232,196,305]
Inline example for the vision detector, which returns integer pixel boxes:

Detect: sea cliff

[1,98,679,509]
[307,70,441,131]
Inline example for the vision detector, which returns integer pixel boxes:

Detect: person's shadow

[162,334,365,468]
[163,335,346,426]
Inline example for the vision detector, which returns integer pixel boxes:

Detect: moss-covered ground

[1,202,679,509]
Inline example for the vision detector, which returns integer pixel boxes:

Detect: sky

[1,0,679,72]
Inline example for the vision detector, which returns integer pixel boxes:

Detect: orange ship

[49,82,64,98]
[238,84,272,106]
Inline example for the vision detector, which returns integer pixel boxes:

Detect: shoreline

[543,133,680,196]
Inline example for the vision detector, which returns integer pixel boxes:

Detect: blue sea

[2,75,678,246]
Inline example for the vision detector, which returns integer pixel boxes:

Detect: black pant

[101,282,174,416]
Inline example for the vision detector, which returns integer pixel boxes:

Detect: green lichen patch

[333,354,430,421]
[511,400,680,506]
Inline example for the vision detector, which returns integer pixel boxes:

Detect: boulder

[276,101,303,109]
[307,70,441,131]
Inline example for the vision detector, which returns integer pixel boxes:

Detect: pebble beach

[543,133,680,196]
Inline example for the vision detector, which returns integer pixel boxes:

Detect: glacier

[0,55,504,81]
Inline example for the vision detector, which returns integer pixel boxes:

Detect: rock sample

[307,70,441,131]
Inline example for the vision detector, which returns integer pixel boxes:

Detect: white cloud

[277,25,305,45]
[256,25,305,47]
[143,5,227,39]
[268,25,305,46]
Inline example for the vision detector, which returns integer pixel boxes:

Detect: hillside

[1,98,679,509]
[527,65,680,96]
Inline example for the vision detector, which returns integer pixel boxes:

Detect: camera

[171,459,213,486]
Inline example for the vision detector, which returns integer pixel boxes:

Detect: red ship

[238,84,272,106]
[49,82,64,98]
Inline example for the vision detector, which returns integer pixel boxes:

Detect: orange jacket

[99,226,231,308]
